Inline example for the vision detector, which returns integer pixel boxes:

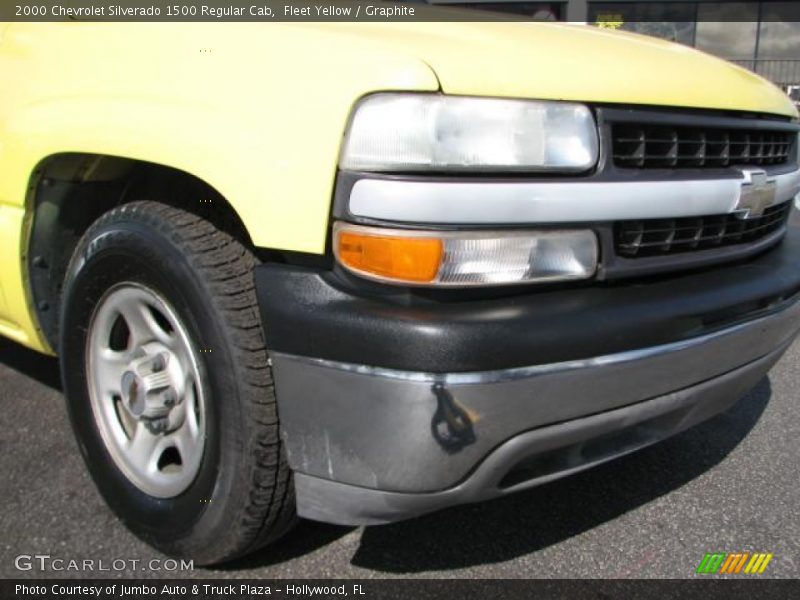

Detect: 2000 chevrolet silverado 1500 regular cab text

[0,21,798,564]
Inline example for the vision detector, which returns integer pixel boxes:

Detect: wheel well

[27,153,254,349]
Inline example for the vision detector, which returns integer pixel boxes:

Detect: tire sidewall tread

[59,201,295,565]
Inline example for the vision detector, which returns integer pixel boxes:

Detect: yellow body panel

[332,22,797,117]
[0,22,796,353]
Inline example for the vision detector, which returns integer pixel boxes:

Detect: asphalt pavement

[1,334,798,580]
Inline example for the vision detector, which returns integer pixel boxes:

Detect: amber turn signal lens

[336,229,443,283]
[334,223,598,287]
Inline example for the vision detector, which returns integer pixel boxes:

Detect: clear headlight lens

[334,223,598,287]
[339,94,599,172]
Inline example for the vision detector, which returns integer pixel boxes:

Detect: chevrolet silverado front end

[0,21,798,564]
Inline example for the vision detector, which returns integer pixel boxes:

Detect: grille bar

[615,202,792,258]
[613,125,794,168]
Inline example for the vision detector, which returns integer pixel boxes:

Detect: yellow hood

[316,22,797,119]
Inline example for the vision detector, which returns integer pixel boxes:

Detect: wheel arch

[25,152,255,351]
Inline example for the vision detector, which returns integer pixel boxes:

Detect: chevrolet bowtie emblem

[734,167,777,219]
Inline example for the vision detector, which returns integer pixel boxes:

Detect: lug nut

[144,417,168,434]
[151,356,165,373]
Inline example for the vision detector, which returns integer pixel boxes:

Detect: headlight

[334,223,598,287]
[339,94,599,172]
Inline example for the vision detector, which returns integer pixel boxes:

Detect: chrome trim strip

[776,167,800,200]
[349,168,800,224]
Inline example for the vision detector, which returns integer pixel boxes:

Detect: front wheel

[59,201,295,564]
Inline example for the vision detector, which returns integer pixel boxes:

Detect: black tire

[59,201,296,565]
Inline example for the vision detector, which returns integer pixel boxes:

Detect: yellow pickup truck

[1,21,798,565]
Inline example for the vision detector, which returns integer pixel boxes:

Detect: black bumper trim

[256,219,800,373]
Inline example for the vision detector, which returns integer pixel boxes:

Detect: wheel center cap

[121,370,145,417]
[119,348,183,424]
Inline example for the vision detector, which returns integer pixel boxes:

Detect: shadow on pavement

[214,520,356,572]
[0,337,61,391]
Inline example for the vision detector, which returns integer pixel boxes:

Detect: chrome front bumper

[272,296,800,526]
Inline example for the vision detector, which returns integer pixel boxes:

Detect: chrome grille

[613,125,794,168]
[615,201,792,258]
